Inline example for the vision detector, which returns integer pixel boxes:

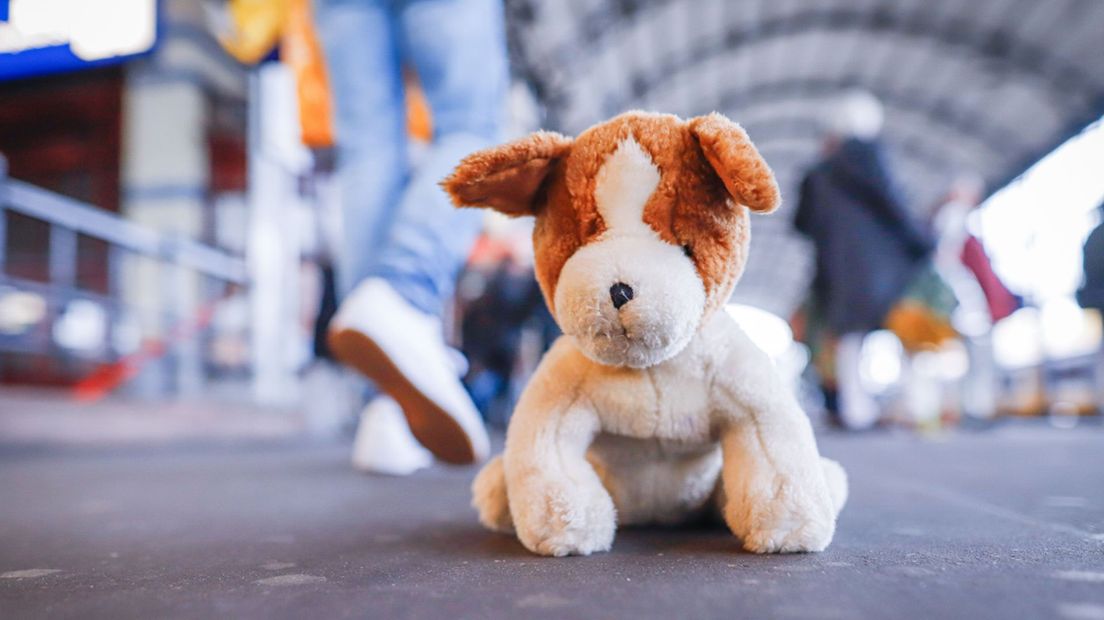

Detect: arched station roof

[506,0,1104,315]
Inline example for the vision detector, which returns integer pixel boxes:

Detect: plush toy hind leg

[472,455,514,533]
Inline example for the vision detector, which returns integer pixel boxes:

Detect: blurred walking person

[795,91,935,429]
[1078,202,1104,311]
[1077,202,1104,411]
[315,0,509,472]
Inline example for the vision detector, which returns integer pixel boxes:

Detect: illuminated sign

[0,0,158,81]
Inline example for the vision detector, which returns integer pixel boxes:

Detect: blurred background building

[505,0,1104,318]
[2,0,1104,431]
[1,0,251,396]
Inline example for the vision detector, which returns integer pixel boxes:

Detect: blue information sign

[0,0,159,82]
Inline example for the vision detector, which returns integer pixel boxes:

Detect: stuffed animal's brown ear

[441,131,573,217]
[687,113,781,213]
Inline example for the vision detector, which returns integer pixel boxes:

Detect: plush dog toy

[443,111,848,556]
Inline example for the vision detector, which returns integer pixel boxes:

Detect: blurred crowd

[3,0,1103,474]
[210,0,1102,464]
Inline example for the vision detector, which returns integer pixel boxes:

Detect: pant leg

[836,332,881,430]
[315,0,408,297]
[367,0,509,316]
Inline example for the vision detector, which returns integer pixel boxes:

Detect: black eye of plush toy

[682,244,694,259]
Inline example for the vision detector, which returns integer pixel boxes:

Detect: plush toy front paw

[742,513,834,554]
[511,481,616,557]
[731,476,837,554]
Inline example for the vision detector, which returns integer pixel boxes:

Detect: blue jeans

[316,0,508,316]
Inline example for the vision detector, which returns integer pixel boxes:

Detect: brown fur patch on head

[530,161,586,312]
[445,111,777,323]
[530,111,761,317]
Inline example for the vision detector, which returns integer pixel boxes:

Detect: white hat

[825,90,884,140]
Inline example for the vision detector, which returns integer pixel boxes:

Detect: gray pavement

[1,421,1103,619]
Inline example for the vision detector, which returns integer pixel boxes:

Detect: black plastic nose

[609,282,634,310]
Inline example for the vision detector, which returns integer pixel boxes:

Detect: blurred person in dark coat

[1078,202,1104,412]
[795,91,935,429]
[1078,202,1104,311]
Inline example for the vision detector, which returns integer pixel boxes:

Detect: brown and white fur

[443,111,847,556]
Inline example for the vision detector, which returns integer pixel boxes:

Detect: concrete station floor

[1,406,1102,619]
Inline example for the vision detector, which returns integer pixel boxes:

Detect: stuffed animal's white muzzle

[553,235,705,368]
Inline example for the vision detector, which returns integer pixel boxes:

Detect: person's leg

[317,0,441,472]
[314,0,407,297]
[836,332,881,430]
[368,0,509,316]
[327,0,505,465]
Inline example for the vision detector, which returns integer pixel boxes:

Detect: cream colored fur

[472,312,848,556]
[467,125,846,556]
[553,137,706,369]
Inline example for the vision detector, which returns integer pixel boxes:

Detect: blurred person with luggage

[922,176,1018,423]
[795,91,938,429]
[315,0,509,473]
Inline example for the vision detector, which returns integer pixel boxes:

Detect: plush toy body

[444,111,847,556]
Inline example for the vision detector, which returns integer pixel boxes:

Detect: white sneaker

[351,396,433,476]
[328,278,490,464]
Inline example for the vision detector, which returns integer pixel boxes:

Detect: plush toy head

[444,111,780,369]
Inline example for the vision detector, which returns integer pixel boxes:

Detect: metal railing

[0,154,248,394]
